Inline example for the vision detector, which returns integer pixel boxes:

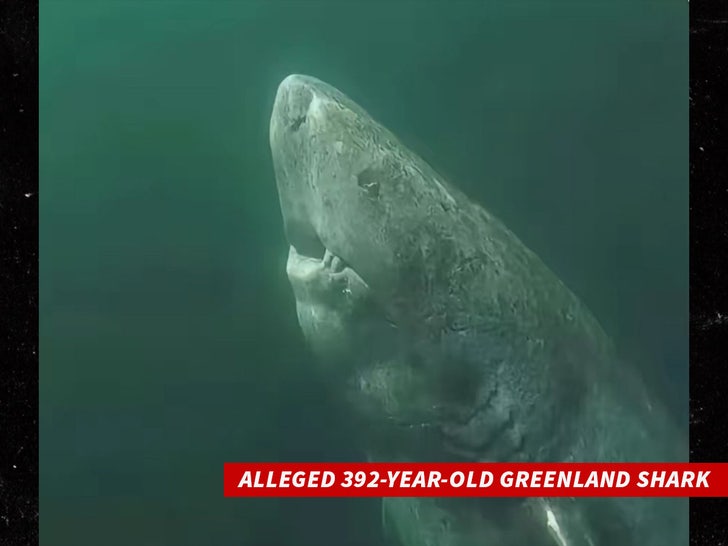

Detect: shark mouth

[282,209,357,286]
[286,245,350,281]
[286,222,327,263]
[284,228,370,310]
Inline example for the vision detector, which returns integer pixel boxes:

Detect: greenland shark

[268,74,687,546]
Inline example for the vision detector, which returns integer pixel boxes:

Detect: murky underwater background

[40,1,687,544]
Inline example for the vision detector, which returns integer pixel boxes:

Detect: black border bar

[0,0,39,544]
[689,0,728,544]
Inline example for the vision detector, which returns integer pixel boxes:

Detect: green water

[40,1,687,545]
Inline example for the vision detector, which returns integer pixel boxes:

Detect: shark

[268,73,687,546]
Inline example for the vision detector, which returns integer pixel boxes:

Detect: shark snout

[273,74,316,134]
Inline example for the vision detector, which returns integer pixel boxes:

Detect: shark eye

[357,167,381,198]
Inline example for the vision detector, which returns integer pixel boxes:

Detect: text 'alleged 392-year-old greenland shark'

[268,74,687,546]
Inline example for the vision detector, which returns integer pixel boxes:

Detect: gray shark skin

[269,74,687,546]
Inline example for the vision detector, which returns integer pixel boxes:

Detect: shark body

[269,74,687,546]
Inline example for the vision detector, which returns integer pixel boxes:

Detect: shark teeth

[323,248,346,273]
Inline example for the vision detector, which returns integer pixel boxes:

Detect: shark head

[270,74,433,297]
[269,74,486,436]
[270,73,474,321]
[269,73,406,383]
[269,74,584,460]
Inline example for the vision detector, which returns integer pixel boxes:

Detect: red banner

[223,462,728,497]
